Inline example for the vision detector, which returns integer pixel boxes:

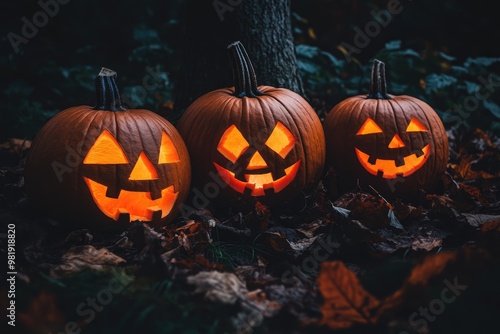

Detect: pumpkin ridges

[403,96,449,182]
[269,91,324,184]
[177,41,325,205]
[256,95,302,179]
[25,69,191,227]
[323,59,449,199]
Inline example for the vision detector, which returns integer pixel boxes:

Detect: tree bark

[172,0,305,122]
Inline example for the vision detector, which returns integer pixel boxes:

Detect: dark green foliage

[0,0,185,141]
[2,0,499,141]
[295,39,500,134]
[16,268,236,334]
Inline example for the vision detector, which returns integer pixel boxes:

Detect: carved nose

[388,134,405,148]
[247,151,268,170]
[129,152,158,180]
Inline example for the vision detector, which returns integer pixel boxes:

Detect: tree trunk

[172,0,305,122]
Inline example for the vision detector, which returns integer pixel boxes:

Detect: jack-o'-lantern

[323,59,449,199]
[214,122,300,197]
[24,68,191,228]
[177,41,325,206]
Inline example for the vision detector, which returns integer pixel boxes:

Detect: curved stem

[227,41,263,98]
[368,59,391,99]
[94,68,126,111]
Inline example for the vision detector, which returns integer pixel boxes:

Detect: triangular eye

[217,125,250,163]
[406,117,428,132]
[159,131,180,164]
[265,122,296,158]
[357,118,383,135]
[83,130,129,164]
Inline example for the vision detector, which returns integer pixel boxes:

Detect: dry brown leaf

[481,220,500,232]
[411,237,443,252]
[187,270,247,304]
[318,261,381,330]
[380,247,492,315]
[334,192,390,228]
[49,245,126,278]
[462,213,500,228]
[245,289,282,317]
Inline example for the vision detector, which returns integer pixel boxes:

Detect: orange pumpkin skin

[177,42,325,206]
[323,60,449,199]
[24,68,191,228]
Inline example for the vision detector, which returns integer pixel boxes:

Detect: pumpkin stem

[368,59,391,99]
[227,41,263,98]
[94,67,126,111]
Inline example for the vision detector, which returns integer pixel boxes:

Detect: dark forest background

[1,0,499,142]
[1,2,500,334]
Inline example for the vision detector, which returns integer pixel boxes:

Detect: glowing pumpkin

[214,122,300,197]
[177,41,325,205]
[323,59,449,199]
[24,68,191,227]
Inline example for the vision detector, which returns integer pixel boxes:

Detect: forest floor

[1,125,499,334]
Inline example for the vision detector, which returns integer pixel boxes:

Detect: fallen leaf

[411,237,442,251]
[462,213,500,228]
[187,270,247,304]
[481,220,500,232]
[244,289,282,317]
[380,247,492,315]
[50,245,126,278]
[318,261,381,330]
[334,192,390,229]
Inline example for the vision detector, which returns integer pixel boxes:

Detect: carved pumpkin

[177,41,325,206]
[323,59,449,199]
[24,68,191,227]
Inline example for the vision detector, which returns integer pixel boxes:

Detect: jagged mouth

[83,177,178,222]
[355,145,430,179]
[214,161,300,196]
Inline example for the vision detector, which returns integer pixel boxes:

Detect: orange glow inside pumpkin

[83,130,129,164]
[159,131,181,163]
[247,151,268,170]
[355,145,430,179]
[388,134,405,148]
[129,152,158,180]
[215,122,300,196]
[83,130,181,222]
[84,177,178,221]
[357,118,383,135]
[406,117,429,132]
[217,125,250,163]
[214,160,300,196]
[264,122,296,158]
[355,117,431,179]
